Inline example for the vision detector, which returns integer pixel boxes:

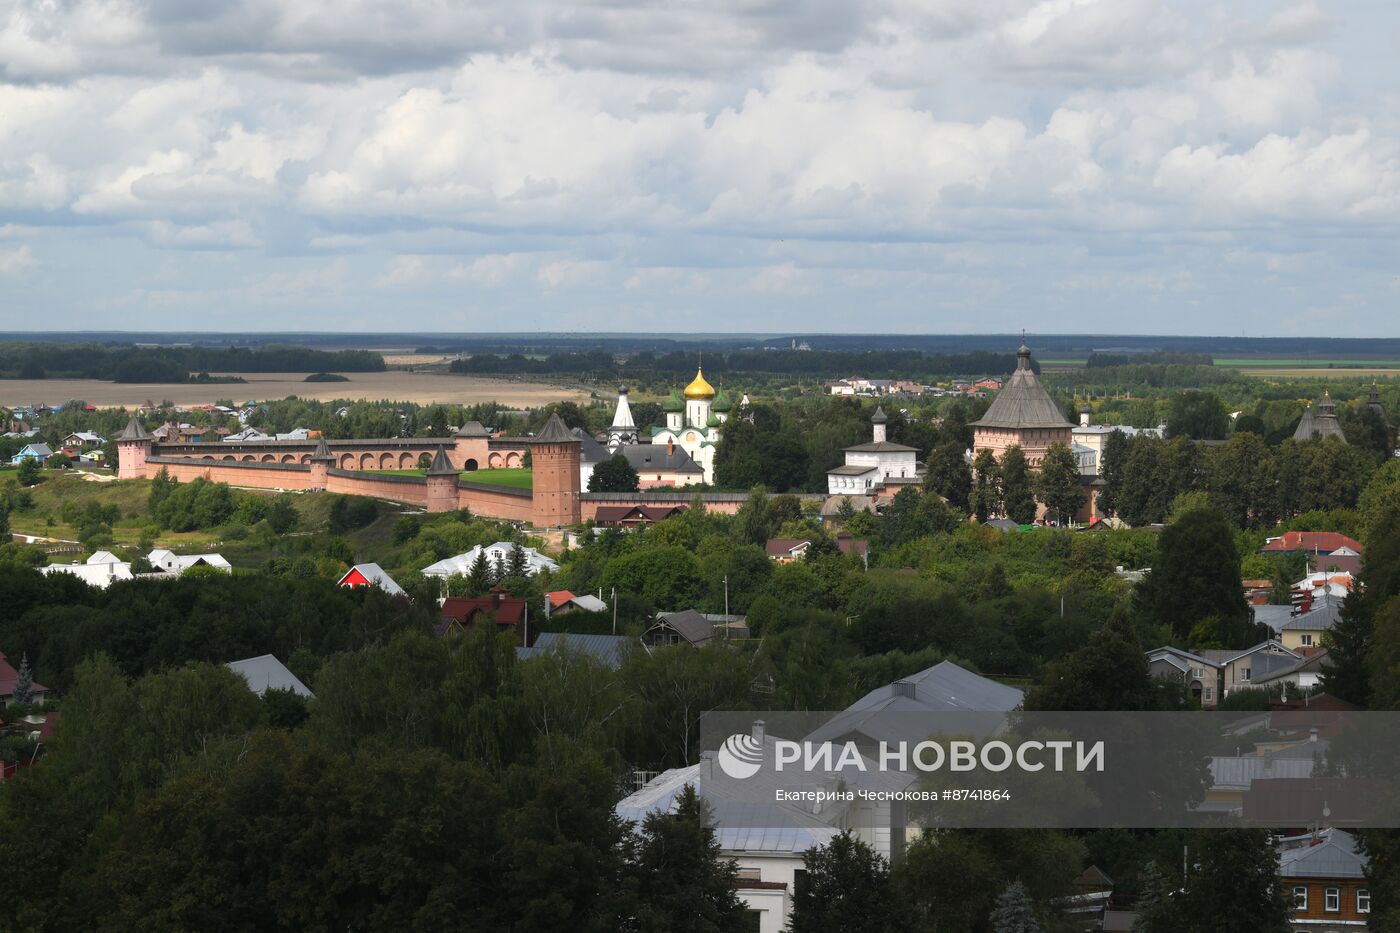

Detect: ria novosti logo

[717,732,766,779]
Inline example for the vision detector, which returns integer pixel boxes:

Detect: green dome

[706,414,721,427]
[712,387,732,413]
[663,389,685,413]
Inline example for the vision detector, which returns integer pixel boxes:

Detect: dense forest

[452,348,1029,380]
[0,343,385,382]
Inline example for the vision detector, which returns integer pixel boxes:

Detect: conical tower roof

[970,345,1073,430]
[610,386,636,430]
[535,413,579,444]
[1292,405,1316,441]
[871,405,888,424]
[426,446,458,475]
[1299,390,1347,442]
[117,416,149,441]
[310,436,335,461]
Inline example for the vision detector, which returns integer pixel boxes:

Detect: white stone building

[650,367,731,485]
[825,407,920,495]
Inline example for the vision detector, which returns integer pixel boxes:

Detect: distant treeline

[0,343,385,383]
[451,349,1029,379]
[1086,351,1213,368]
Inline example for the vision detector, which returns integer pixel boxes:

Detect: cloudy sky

[1,0,1397,336]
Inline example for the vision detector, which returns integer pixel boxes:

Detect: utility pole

[612,586,618,635]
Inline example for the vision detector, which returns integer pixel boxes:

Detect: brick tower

[116,416,152,480]
[530,414,581,527]
[424,446,460,513]
[309,436,335,490]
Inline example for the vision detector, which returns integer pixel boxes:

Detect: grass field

[367,467,534,489]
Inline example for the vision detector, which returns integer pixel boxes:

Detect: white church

[826,406,921,495]
[603,367,733,485]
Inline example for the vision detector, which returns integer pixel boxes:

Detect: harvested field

[0,372,588,408]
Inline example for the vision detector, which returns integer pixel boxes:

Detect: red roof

[546,590,577,609]
[441,590,527,627]
[1262,531,1362,555]
[0,651,48,700]
[835,533,869,558]
[594,504,688,524]
[765,538,809,557]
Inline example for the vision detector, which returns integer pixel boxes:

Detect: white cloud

[1,0,1398,333]
[0,244,36,276]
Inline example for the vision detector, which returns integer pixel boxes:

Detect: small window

[1301,634,1314,646]
[1359,888,1371,912]
[1293,886,1308,910]
[1204,688,1213,700]
[1242,668,1251,681]
[1325,887,1340,911]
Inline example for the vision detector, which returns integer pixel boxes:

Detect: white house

[148,549,232,574]
[40,552,135,588]
[421,542,560,579]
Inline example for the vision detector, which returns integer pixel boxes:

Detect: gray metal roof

[1279,600,1344,631]
[340,563,406,597]
[842,440,919,453]
[620,443,703,474]
[1208,756,1313,790]
[653,609,715,645]
[1279,829,1368,879]
[827,463,880,475]
[516,632,633,669]
[455,421,490,437]
[571,428,610,463]
[970,345,1075,430]
[1252,604,1296,634]
[805,661,1023,747]
[226,654,314,698]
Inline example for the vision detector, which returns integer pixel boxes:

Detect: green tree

[989,881,1041,933]
[1035,443,1086,526]
[18,456,41,487]
[467,548,494,594]
[1097,429,1131,518]
[1175,830,1290,932]
[267,495,299,534]
[790,832,908,933]
[621,785,747,933]
[1000,445,1036,525]
[971,448,1001,523]
[589,454,641,493]
[10,652,34,706]
[925,441,972,510]
[732,487,770,547]
[507,543,529,579]
[1135,507,1252,645]
[1025,615,1165,712]
[1166,391,1230,440]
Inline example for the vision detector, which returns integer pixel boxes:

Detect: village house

[516,632,632,668]
[592,504,689,527]
[336,563,407,598]
[436,590,531,642]
[1262,531,1364,576]
[1280,828,1371,929]
[9,442,53,465]
[421,542,559,579]
[543,590,608,616]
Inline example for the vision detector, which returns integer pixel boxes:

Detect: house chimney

[667,439,674,456]
[491,587,502,609]
[752,720,766,743]
[893,680,916,699]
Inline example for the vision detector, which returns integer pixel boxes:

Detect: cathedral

[607,366,732,485]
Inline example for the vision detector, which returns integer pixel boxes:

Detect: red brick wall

[531,442,581,526]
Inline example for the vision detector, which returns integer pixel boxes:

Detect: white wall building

[826,407,920,495]
[422,542,560,578]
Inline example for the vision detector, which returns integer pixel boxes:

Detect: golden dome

[683,367,716,400]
